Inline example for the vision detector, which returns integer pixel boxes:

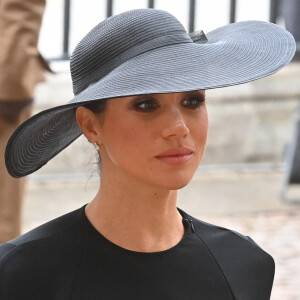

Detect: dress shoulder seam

[192,230,235,299]
[0,243,17,265]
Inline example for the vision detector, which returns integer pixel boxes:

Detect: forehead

[110,90,206,102]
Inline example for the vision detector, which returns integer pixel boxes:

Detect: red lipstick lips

[155,147,193,165]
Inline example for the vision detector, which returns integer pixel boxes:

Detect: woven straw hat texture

[5,9,296,177]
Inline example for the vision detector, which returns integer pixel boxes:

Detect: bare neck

[85,175,185,252]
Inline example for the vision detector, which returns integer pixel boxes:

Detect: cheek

[200,116,209,142]
[102,116,150,165]
[192,111,209,155]
[191,108,208,136]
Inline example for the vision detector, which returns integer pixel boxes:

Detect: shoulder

[0,205,84,257]
[0,206,86,299]
[179,208,275,300]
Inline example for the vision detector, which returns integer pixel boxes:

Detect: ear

[76,106,103,144]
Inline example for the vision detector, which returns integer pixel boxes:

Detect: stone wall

[203,62,300,164]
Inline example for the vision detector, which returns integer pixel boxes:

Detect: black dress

[0,205,274,300]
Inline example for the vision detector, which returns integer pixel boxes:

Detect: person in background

[279,0,300,41]
[279,0,300,60]
[0,0,48,243]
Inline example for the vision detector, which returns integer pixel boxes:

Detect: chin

[168,182,190,190]
[154,174,194,191]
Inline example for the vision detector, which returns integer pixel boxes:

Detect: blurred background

[1,0,300,299]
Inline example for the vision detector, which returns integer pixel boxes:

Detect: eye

[133,99,159,112]
[182,94,205,109]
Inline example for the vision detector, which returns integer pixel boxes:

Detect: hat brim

[5,20,296,177]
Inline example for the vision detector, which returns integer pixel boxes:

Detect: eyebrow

[185,90,206,100]
[128,91,206,102]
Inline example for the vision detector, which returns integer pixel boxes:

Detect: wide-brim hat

[5,9,296,177]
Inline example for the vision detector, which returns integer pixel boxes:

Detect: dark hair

[83,99,108,114]
[82,99,108,171]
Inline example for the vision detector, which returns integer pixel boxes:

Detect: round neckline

[81,205,192,256]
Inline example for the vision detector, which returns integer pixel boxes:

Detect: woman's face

[94,91,208,190]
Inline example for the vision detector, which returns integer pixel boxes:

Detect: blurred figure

[279,0,300,60]
[279,0,300,41]
[0,0,48,242]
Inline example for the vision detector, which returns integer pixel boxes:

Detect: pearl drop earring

[94,142,100,151]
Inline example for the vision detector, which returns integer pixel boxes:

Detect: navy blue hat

[5,9,296,177]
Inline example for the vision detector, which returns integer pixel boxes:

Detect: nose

[161,108,189,139]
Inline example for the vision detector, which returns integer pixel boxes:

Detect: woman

[0,8,296,300]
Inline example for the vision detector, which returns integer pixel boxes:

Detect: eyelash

[133,99,159,112]
[133,95,205,112]
[182,95,205,109]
